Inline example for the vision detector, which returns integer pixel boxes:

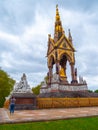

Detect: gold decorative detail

[63,42,66,48]
[55,5,63,33]
[48,53,55,66]
[56,25,62,31]
[37,98,98,109]
[55,34,65,47]
[59,66,66,77]
[56,4,60,21]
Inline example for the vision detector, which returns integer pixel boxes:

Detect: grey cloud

[54,0,98,12]
[0,0,37,34]
[10,71,47,87]
[0,0,98,90]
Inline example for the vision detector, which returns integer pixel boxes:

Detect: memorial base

[11,93,36,110]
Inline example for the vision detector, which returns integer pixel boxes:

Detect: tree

[88,90,93,93]
[32,85,41,95]
[0,69,15,107]
[32,75,48,95]
[32,81,44,95]
[94,90,98,93]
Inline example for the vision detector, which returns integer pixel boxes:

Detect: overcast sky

[0,0,98,90]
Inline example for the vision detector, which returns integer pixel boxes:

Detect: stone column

[70,63,75,83]
[56,61,60,74]
[74,68,78,83]
[49,66,53,84]
[63,65,67,78]
[55,50,59,74]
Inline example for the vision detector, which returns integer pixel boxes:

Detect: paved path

[0,107,98,124]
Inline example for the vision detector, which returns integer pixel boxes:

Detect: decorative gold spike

[55,5,60,21]
[68,29,72,43]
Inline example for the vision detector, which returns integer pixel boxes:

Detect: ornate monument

[5,73,36,110]
[13,73,32,93]
[40,5,88,95]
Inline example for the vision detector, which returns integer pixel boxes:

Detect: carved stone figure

[13,73,32,93]
[51,73,59,82]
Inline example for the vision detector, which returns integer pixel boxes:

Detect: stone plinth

[38,91,98,98]
[5,73,36,110]
[12,93,36,110]
[40,84,87,94]
[40,73,88,97]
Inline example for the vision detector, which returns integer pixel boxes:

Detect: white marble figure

[51,73,59,82]
[13,73,32,93]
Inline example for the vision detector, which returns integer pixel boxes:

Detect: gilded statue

[59,66,66,77]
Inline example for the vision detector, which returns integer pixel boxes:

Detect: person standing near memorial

[9,96,16,115]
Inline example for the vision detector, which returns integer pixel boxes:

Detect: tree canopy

[32,81,44,95]
[94,90,98,93]
[88,90,93,93]
[0,69,15,107]
[32,75,48,95]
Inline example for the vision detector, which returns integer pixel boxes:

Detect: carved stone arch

[59,52,72,64]
[60,54,67,67]
[59,52,75,82]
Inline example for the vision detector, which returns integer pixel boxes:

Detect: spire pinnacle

[68,29,72,43]
[54,5,63,39]
[55,4,60,21]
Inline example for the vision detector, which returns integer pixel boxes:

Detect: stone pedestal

[40,73,88,95]
[12,93,36,110]
[5,73,36,110]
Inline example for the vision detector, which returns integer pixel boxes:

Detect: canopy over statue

[39,5,88,96]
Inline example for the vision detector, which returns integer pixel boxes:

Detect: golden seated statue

[59,67,66,77]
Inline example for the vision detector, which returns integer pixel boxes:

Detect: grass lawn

[0,117,98,130]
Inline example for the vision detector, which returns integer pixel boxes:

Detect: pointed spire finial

[56,4,60,21]
[54,5,63,41]
[68,29,72,43]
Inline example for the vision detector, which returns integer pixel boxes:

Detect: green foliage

[94,90,98,93]
[1,117,98,130]
[32,76,48,95]
[0,69,15,107]
[32,84,41,95]
[32,81,44,95]
[88,90,93,93]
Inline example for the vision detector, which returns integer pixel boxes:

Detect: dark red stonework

[15,98,34,104]
[11,93,36,110]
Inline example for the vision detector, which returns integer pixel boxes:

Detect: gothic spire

[55,4,60,22]
[54,5,63,41]
[68,29,72,43]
